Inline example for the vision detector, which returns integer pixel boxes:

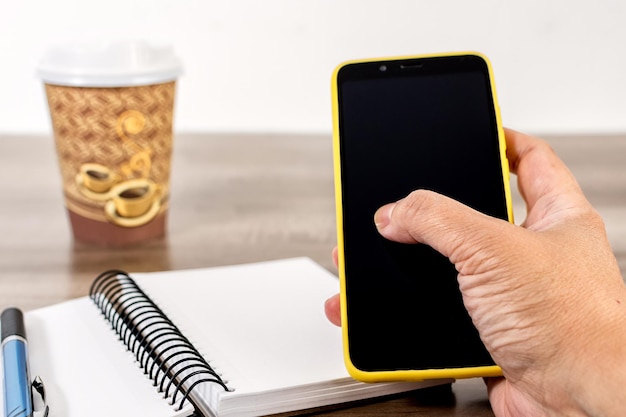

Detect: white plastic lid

[37,41,182,87]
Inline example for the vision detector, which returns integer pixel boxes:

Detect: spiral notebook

[4,258,450,416]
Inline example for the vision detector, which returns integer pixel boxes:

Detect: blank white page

[2,298,192,417]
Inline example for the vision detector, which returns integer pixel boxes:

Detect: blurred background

[1,0,625,136]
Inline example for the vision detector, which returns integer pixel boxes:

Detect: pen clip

[31,375,49,417]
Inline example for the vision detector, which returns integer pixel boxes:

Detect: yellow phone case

[331,51,514,382]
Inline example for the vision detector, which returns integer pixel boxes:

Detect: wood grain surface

[1,132,624,416]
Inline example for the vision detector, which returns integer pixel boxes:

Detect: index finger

[504,128,585,215]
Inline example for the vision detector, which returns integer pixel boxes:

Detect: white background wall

[1,0,625,135]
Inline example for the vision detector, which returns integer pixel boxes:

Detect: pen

[1,308,33,417]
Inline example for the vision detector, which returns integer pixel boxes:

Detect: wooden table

[1,133,625,416]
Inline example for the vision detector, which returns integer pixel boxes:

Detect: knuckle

[396,190,437,223]
[584,206,608,233]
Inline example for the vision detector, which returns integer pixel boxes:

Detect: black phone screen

[336,55,509,372]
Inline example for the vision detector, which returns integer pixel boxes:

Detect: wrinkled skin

[324,129,626,417]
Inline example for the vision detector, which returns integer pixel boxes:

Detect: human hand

[325,129,626,416]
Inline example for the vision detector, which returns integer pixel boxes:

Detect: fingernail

[374,203,395,229]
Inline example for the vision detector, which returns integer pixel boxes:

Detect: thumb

[374,190,514,268]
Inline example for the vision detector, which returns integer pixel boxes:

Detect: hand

[325,129,626,416]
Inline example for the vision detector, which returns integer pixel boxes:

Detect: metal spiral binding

[89,270,232,412]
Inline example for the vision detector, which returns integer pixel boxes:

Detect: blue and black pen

[1,307,33,417]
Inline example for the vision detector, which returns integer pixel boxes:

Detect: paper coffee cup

[38,41,182,246]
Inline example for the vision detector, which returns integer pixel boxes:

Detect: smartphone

[331,52,513,382]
